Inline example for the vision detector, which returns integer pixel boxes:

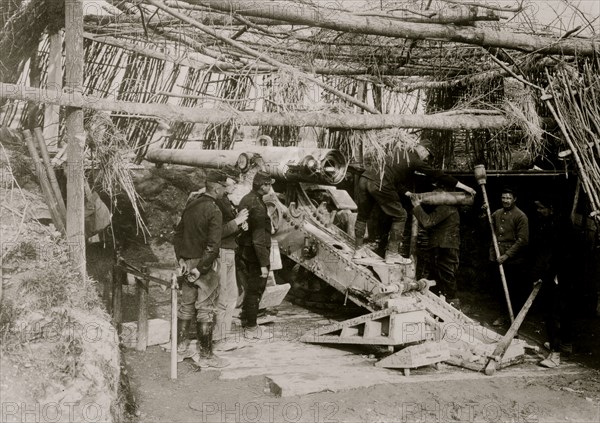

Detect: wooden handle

[170,273,178,380]
[484,280,542,375]
[480,184,514,322]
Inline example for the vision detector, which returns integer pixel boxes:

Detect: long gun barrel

[145,146,348,185]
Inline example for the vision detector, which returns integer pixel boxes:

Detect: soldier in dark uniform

[530,196,575,368]
[237,171,274,336]
[354,144,475,264]
[411,188,461,307]
[173,170,229,368]
[488,187,529,326]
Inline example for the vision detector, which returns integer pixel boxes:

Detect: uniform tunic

[488,204,529,312]
[174,193,222,273]
[173,193,222,322]
[489,206,529,263]
[413,203,460,299]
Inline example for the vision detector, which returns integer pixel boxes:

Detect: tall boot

[194,322,229,368]
[176,319,194,361]
[353,220,368,260]
[385,221,412,265]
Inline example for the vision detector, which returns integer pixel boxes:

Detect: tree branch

[144,0,382,114]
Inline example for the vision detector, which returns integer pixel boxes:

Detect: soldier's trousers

[236,255,268,328]
[213,248,238,340]
[178,268,220,323]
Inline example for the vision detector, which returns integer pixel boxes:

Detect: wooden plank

[116,265,171,288]
[484,281,541,375]
[375,341,450,369]
[304,334,408,346]
[300,308,399,342]
[136,270,149,352]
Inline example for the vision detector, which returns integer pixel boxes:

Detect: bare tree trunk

[191,0,598,56]
[65,0,86,280]
[0,82,509,130]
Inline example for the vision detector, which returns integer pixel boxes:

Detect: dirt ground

[118,292,600,423]
[92,242,600,423]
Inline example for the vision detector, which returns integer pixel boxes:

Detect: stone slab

[122,318,170,348]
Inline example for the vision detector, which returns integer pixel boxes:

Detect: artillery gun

[146,137,527,373]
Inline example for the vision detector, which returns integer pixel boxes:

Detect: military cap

[253,171,275,185]
[501,186,516,196]
[205,169,228,186]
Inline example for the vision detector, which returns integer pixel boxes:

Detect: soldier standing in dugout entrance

[173,170,229,368]
[236,171,274,338]
[487,186,529,326]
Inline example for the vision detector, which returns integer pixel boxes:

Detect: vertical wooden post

[170,273,178,379]
[64,0,86,279]
[44,31,62,152]
[112,262,123,334]
[136,266,149,352]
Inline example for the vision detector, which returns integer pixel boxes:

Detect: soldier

[213,171,249,342]
[173,170,229,368]
[354,143,476,264]
[488,187,529,326]
[411,187,461,308]
[236,171,274,337]
[529,196,575,368]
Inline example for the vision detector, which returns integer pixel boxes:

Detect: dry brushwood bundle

[84,111,148,236]
[545,59,600,223]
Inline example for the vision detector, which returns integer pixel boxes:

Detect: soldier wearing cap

[236,170,274,336]
[355,143,476,264]
[488,186,529,325]
[173,169,229,368]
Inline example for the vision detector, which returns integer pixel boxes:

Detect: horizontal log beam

[0,82,509,130]
[192,0,599,56]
